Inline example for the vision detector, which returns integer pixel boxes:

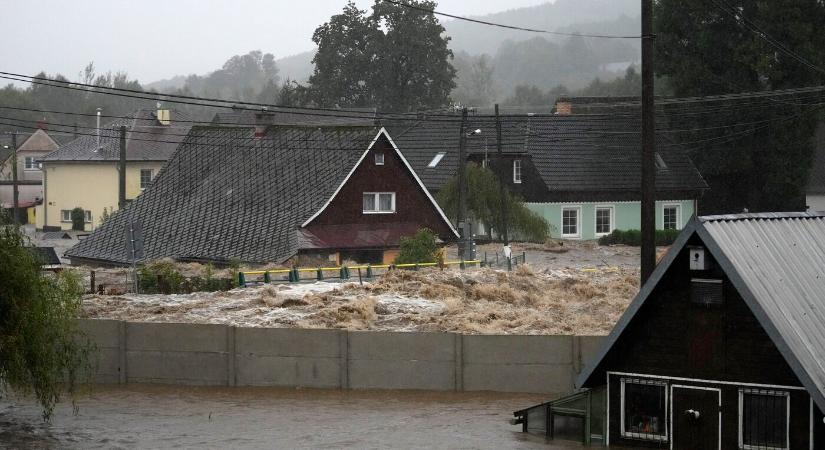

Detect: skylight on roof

[428,152,446,168]
[655,152,668,170]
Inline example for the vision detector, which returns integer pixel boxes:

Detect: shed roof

[386,114,707,198]
[577,211,825,412]
[41,109,192,162]
[66,125,386,264]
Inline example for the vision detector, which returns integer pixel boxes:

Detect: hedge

[597,228,682,246]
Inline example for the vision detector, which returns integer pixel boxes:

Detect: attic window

[375,153,385,165]
[691,278,724,306]
[427,152,446,168]
[655,153,667,170]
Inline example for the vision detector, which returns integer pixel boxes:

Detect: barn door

[671,385,720,450]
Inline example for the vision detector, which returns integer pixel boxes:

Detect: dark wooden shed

[516,212,825,449]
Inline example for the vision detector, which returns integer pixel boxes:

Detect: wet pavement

[0,385,589,449]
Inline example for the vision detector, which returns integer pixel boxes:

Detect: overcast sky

[0,0,552,84]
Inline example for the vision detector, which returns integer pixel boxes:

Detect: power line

[381,0,644,39]
[709,0,825,76]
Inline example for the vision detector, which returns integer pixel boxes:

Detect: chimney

[96,108,102,151]
[555,100,572,115]
[156,102,171,126]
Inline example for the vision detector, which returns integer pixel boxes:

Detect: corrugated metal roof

[699,212,825,411]
[577,211,825,413]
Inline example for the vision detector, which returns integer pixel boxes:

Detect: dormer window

[375,153,385,165]
[427,152,446,168]
[513,159,522,184]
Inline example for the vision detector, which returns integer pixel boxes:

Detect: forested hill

[443,0,639,55]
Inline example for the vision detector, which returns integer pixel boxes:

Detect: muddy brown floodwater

[0,385,591,449]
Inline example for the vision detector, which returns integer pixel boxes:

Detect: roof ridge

[699,211,825,222]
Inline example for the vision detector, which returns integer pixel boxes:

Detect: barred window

[739,389,789,450]
[621,378,668,442]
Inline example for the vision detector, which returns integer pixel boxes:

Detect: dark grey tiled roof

[42,109,192,162]
[211,107,377,127]
[66,126,377,264]
[386,113,707,196]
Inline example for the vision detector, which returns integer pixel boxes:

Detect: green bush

[70,207,85,231]
[394,229,439,264]
[598,228,682,246]
[138,260,186,294]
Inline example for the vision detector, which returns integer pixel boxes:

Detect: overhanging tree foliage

[308,0,456,111]
[0,220,92,420]
[437,164,551,242]
[654,0,825,213]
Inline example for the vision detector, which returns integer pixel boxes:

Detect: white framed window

[140,169,153,190]
[620,378,669,442]
[363,192,395,214]
[663,204,681,230]
[60,209,92,223]
[595,205,614,236]
[738,389,789,450]
[24,156,39,170]
[427,152,446,168]
[375,152,385,166]
[561,206,581,238]
[513,159,522,184]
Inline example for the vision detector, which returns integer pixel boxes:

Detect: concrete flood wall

[78,319,603,394]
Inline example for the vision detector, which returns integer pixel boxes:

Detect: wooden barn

[515,212,825,449]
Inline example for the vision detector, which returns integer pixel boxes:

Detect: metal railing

[237,259,483,287]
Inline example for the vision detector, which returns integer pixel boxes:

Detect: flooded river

[0,385,587,449]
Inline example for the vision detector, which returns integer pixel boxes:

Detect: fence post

[317,267,324,281]
[293,267,300,282]
[523,251,526,264]
[238,272,246,287]
[507,257,512,272]
[264,271,271,284]
[366,265,373,278]
[90,270,96,293]
[414,263,419,271]
[460,260,466,270]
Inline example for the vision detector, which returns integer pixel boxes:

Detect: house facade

[524,212,825,448]
[389,113,707,240]
[37,108,191,230]
[0,129,66,220]
[65,126,456,266]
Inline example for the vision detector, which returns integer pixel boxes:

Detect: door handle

[684,409,701,419]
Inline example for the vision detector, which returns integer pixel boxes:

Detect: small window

[513,159,522,184]
[363,192,395,214]
[84,210,92,223]
[24,156,39,170]
[663,204,681,230]
[140,169,153,190]
[595,206,614,236]
[655,153,668,170]
[739,389,789,450]
[427,152,446,168]
[621,378,668,442]
[561,206,580,238]
[61,209,71,222]
[375,153,385,166]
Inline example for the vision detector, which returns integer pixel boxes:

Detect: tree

[437,163,551,242]
[308,0,456,111]
[0,219,92,420]
[654,0,825,213]
[394,229,440,264]
[452,53,497,107]
[70,207,85,231]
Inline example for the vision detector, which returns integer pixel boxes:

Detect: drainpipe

[118,125,126,209]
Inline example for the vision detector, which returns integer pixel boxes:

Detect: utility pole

[641,0,656,283]
[11,133,19,224]
[457,108,468,238]
[495,104,509,248]
[118,125,126,209]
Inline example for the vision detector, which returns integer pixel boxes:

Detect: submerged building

[516,212,825,448]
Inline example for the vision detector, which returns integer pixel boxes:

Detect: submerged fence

[238,260,483,287]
